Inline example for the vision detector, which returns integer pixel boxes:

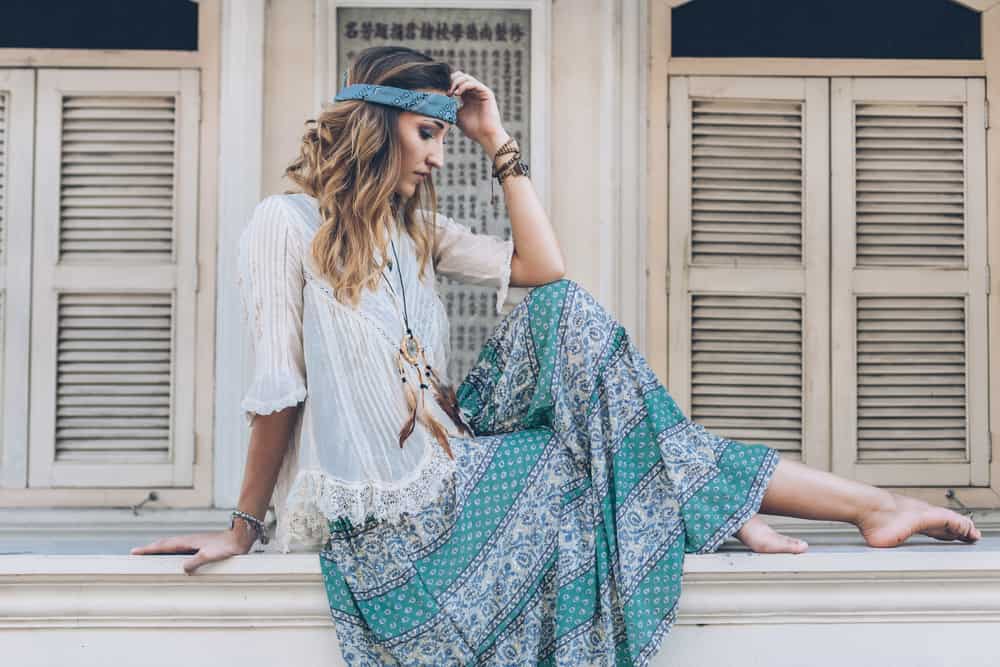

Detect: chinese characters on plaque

[337,8,532,382]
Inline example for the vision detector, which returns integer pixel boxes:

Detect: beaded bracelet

[489,138,528,204]
[491,137,519,165]
[230,509,269,545]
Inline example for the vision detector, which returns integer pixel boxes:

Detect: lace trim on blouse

[275,438,457,550]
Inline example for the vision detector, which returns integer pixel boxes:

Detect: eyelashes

[420,127,447,145]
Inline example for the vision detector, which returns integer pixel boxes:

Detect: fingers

[448,70,488,98]
[183,543,243,576]
[131,533,245,576]
[183,551,212,576]
[130,535,199,555]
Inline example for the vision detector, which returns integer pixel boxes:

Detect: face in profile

[394,91,454,199]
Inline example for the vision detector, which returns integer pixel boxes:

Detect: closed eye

[420,126,448,145]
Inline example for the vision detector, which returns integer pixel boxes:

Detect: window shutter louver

[0,70,34,489]
[55,293,173,463]
[856,296,968,461]
[832,78,989,487]
[854,101,967,267]
[669,77,830,466]
[691,98,803,265]
[59,94,177,262]
[691,294,804,452]
[29,69,199,489]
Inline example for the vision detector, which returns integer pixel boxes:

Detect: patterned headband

[334,79,458,125]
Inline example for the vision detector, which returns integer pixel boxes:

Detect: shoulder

[242,194,318,247]
[249,193,319,231]
[239,195,319,271]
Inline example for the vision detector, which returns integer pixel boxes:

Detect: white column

[616,0,649,353]
[552,0,647,349]
[214,0,266,507]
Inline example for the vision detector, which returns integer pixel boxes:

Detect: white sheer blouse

[237,193,515,553]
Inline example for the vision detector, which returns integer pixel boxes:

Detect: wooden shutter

[0,70,34,488]
[28,69,199,488]
[669,76,830,466]
[831,77,989,487]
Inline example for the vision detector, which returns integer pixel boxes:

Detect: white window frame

[0,69,36,489]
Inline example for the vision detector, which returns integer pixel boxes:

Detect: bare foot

[735,515,809,554]
[856,493,982,548]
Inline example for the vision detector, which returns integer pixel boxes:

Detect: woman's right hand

[130,523,258,575]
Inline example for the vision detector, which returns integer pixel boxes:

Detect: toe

[782,536,809,553]
[949,514,977,542]
[761,534,808,554]
[925,511,979,543]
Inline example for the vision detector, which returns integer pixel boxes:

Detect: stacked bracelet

[489,137,530,205]
[230,509,269,545]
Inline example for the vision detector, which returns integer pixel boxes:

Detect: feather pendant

[397,355,418,449]
[414,378,455,460]
[427,367,473,437]
[419,407,455,460]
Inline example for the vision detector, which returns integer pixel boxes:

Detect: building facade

[0,0,998,545]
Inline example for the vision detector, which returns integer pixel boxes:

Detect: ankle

[853,488,896,527]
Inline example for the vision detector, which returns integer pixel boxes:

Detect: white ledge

[4,538,1000,666]
[3,537,999,626]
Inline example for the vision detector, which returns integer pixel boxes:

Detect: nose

[426,139,445,170]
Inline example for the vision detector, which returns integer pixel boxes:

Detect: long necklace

[381,236,471,459]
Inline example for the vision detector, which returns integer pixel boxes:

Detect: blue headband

[333,83,458,124]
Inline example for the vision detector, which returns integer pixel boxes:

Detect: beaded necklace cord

[380,237,471,459]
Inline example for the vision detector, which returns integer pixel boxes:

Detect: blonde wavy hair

[285,46,454,307]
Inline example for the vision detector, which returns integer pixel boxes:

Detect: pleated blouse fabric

[237,193,515,553]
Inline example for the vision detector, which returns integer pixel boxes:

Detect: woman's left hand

[449,70,504,148]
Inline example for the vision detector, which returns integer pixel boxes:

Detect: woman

[132,46,980,666]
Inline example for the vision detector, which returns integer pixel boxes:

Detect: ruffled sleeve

[238,195,308,426]
[427,210,515,315]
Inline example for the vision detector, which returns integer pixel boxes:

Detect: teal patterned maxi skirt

[319,279,781,666]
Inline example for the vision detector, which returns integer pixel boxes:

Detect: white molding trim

[670,0,996,10]
[953,0,1000,11]
[314,0,552,215]
[0,508,237,555]
[4,543,1000,625]
[616,0,649,349]
[0,508,233,537]
[5,540,1000,666]
[0,69,35,489]
[214,0,266,508]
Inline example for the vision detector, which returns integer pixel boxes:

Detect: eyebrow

[428,120,451,131]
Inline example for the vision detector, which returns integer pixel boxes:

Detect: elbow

[551,256,567,281]
[544,265,567,284]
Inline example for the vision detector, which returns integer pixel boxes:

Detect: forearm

[480,130,565,285]
[236,407,299,522]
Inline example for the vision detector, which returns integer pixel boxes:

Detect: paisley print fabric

[319,279,780,666]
